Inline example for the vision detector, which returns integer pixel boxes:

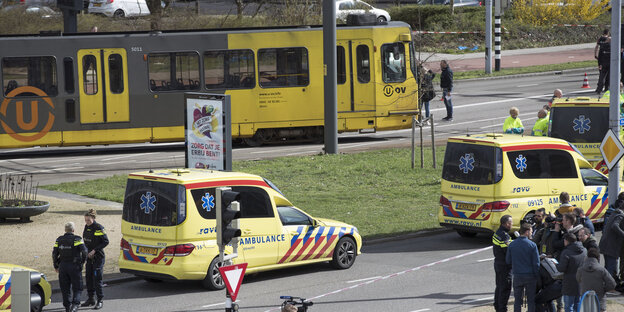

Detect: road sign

[620,117,624,126]
[599,129,624,171]
[218,263,247,302]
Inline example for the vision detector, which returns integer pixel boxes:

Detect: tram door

[336,40,375,112]
[77,48,129,123]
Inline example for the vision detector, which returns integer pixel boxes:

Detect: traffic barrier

[582,73,591,89]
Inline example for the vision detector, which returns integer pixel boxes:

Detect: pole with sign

[184,93,232,171]
[218,263,247,312]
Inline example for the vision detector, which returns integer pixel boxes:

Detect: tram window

[2,56,58,97]
[204,49,255,89]
[108,54,124,94]
[258,47,309,88]
[82,55,98,95]
[381,43,406,83]
[63,57,75,94]
[148,52,200,92]
[356,45,370,83]
[337,46,346,85]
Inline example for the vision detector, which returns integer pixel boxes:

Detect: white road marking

[66,172,107,176]
[346,276,381,283]
[409,309,431,312]
[464,296,494,304]
[517,84,539,87]
[262,246,492,312]
[100,152,159,161]
[477,257,495,262]
[430,93,552,113]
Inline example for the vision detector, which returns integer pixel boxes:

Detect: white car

[336,0,391,23]
[88,0,151,17]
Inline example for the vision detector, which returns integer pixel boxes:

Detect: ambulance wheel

[202,257,226,290]
[331,236,357,269]
[456,230,477,238]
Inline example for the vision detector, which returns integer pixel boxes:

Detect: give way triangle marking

[218,263,248,302]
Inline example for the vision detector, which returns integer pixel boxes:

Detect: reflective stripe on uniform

[74,239,84,246]
[54,242,58,247]
[94,230,105,236]
[492,237,508,248]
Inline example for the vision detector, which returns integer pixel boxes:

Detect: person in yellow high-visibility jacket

[503,107,524,134]
[532,109,549,136]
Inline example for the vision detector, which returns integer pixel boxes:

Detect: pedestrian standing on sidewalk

[440,60,453,121]
[81,209,109,310]
[507,223,540,312]
[532,109,548,136]
[596,36,611,94]
[493,215,513,312]
[576,247,616,312]
[53,222,88,312]
[503,107,524,134]
[420,67,436,125]
[598,204,624,281]
[556,233,587,312]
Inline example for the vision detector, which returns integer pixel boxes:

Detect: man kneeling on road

[507,223,540,312]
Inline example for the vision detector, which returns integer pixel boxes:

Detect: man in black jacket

[81,209,109,310]
[596,36,611,94]
[440,60,453,121]
[556,233,587,312]
[53,222,88,312]
[599,205,624,280]
[493,215,513,312]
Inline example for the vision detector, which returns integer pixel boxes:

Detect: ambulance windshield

[550,106,608,143]
[442,142,501,185]
[122,179,183,227]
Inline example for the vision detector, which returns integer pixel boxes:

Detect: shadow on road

[363,231,491,254]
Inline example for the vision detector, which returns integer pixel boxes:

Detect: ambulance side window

[190,188,217,219]
[232,186,274,218]
[580,169,608,186]
[277,206,313,226]
[546,151,578,179]
[507,150,545,179]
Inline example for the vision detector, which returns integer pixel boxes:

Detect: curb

[459,67,595,82]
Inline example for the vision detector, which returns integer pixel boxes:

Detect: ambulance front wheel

[331,236,357,269]
[202,257,226,290]
[456,230,477,238]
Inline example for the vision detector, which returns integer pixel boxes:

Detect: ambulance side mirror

[310,218,319,228]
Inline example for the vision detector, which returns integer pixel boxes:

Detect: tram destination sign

[184,93,232,171]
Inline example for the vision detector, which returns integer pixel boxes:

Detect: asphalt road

[0,69,599,186]
[45,231,499,312]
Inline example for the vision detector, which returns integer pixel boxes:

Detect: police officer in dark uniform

[81,209,109,310]
[53,221,88,312]
[493,215,513,312]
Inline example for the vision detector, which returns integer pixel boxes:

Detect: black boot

[94,299,103,310]
[70,304,79,312]
[81,297,96,307]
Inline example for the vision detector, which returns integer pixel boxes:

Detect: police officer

[81,209,109,310]
[493,215,513,312]
[53,222,88,312]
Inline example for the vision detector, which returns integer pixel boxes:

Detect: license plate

[93,3,101,6]
[137,246,158,255]
[456,203,477,211]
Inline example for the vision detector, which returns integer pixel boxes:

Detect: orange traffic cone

[581,73,591,89]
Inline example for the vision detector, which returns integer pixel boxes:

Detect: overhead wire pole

[323,0,338,154]
[608,0,621,208]
[494,0,501,71]
[485,0,492,74]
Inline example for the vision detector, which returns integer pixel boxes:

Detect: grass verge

[42,147,445,239]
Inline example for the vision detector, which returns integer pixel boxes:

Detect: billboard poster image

[184,94,231,171]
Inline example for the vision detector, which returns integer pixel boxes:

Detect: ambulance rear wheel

[456,230,477,238]
[331,236,357,269]
[202,257,226,290]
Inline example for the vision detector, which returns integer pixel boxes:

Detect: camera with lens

[281,296,313,312]
[521,215,536,227]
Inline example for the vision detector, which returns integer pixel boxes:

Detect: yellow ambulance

[119,169,361,289]
[0,263,52,312]
[438,133,616,236]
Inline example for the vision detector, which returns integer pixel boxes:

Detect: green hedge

[388,5,486,30]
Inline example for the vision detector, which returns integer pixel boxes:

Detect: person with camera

[572,208,594,235]
[532,208,546,234]
[493,215,513,312]
[599,203,624,281]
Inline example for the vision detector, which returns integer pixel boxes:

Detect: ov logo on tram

[0,86,55,142]
[383,85,407,97]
